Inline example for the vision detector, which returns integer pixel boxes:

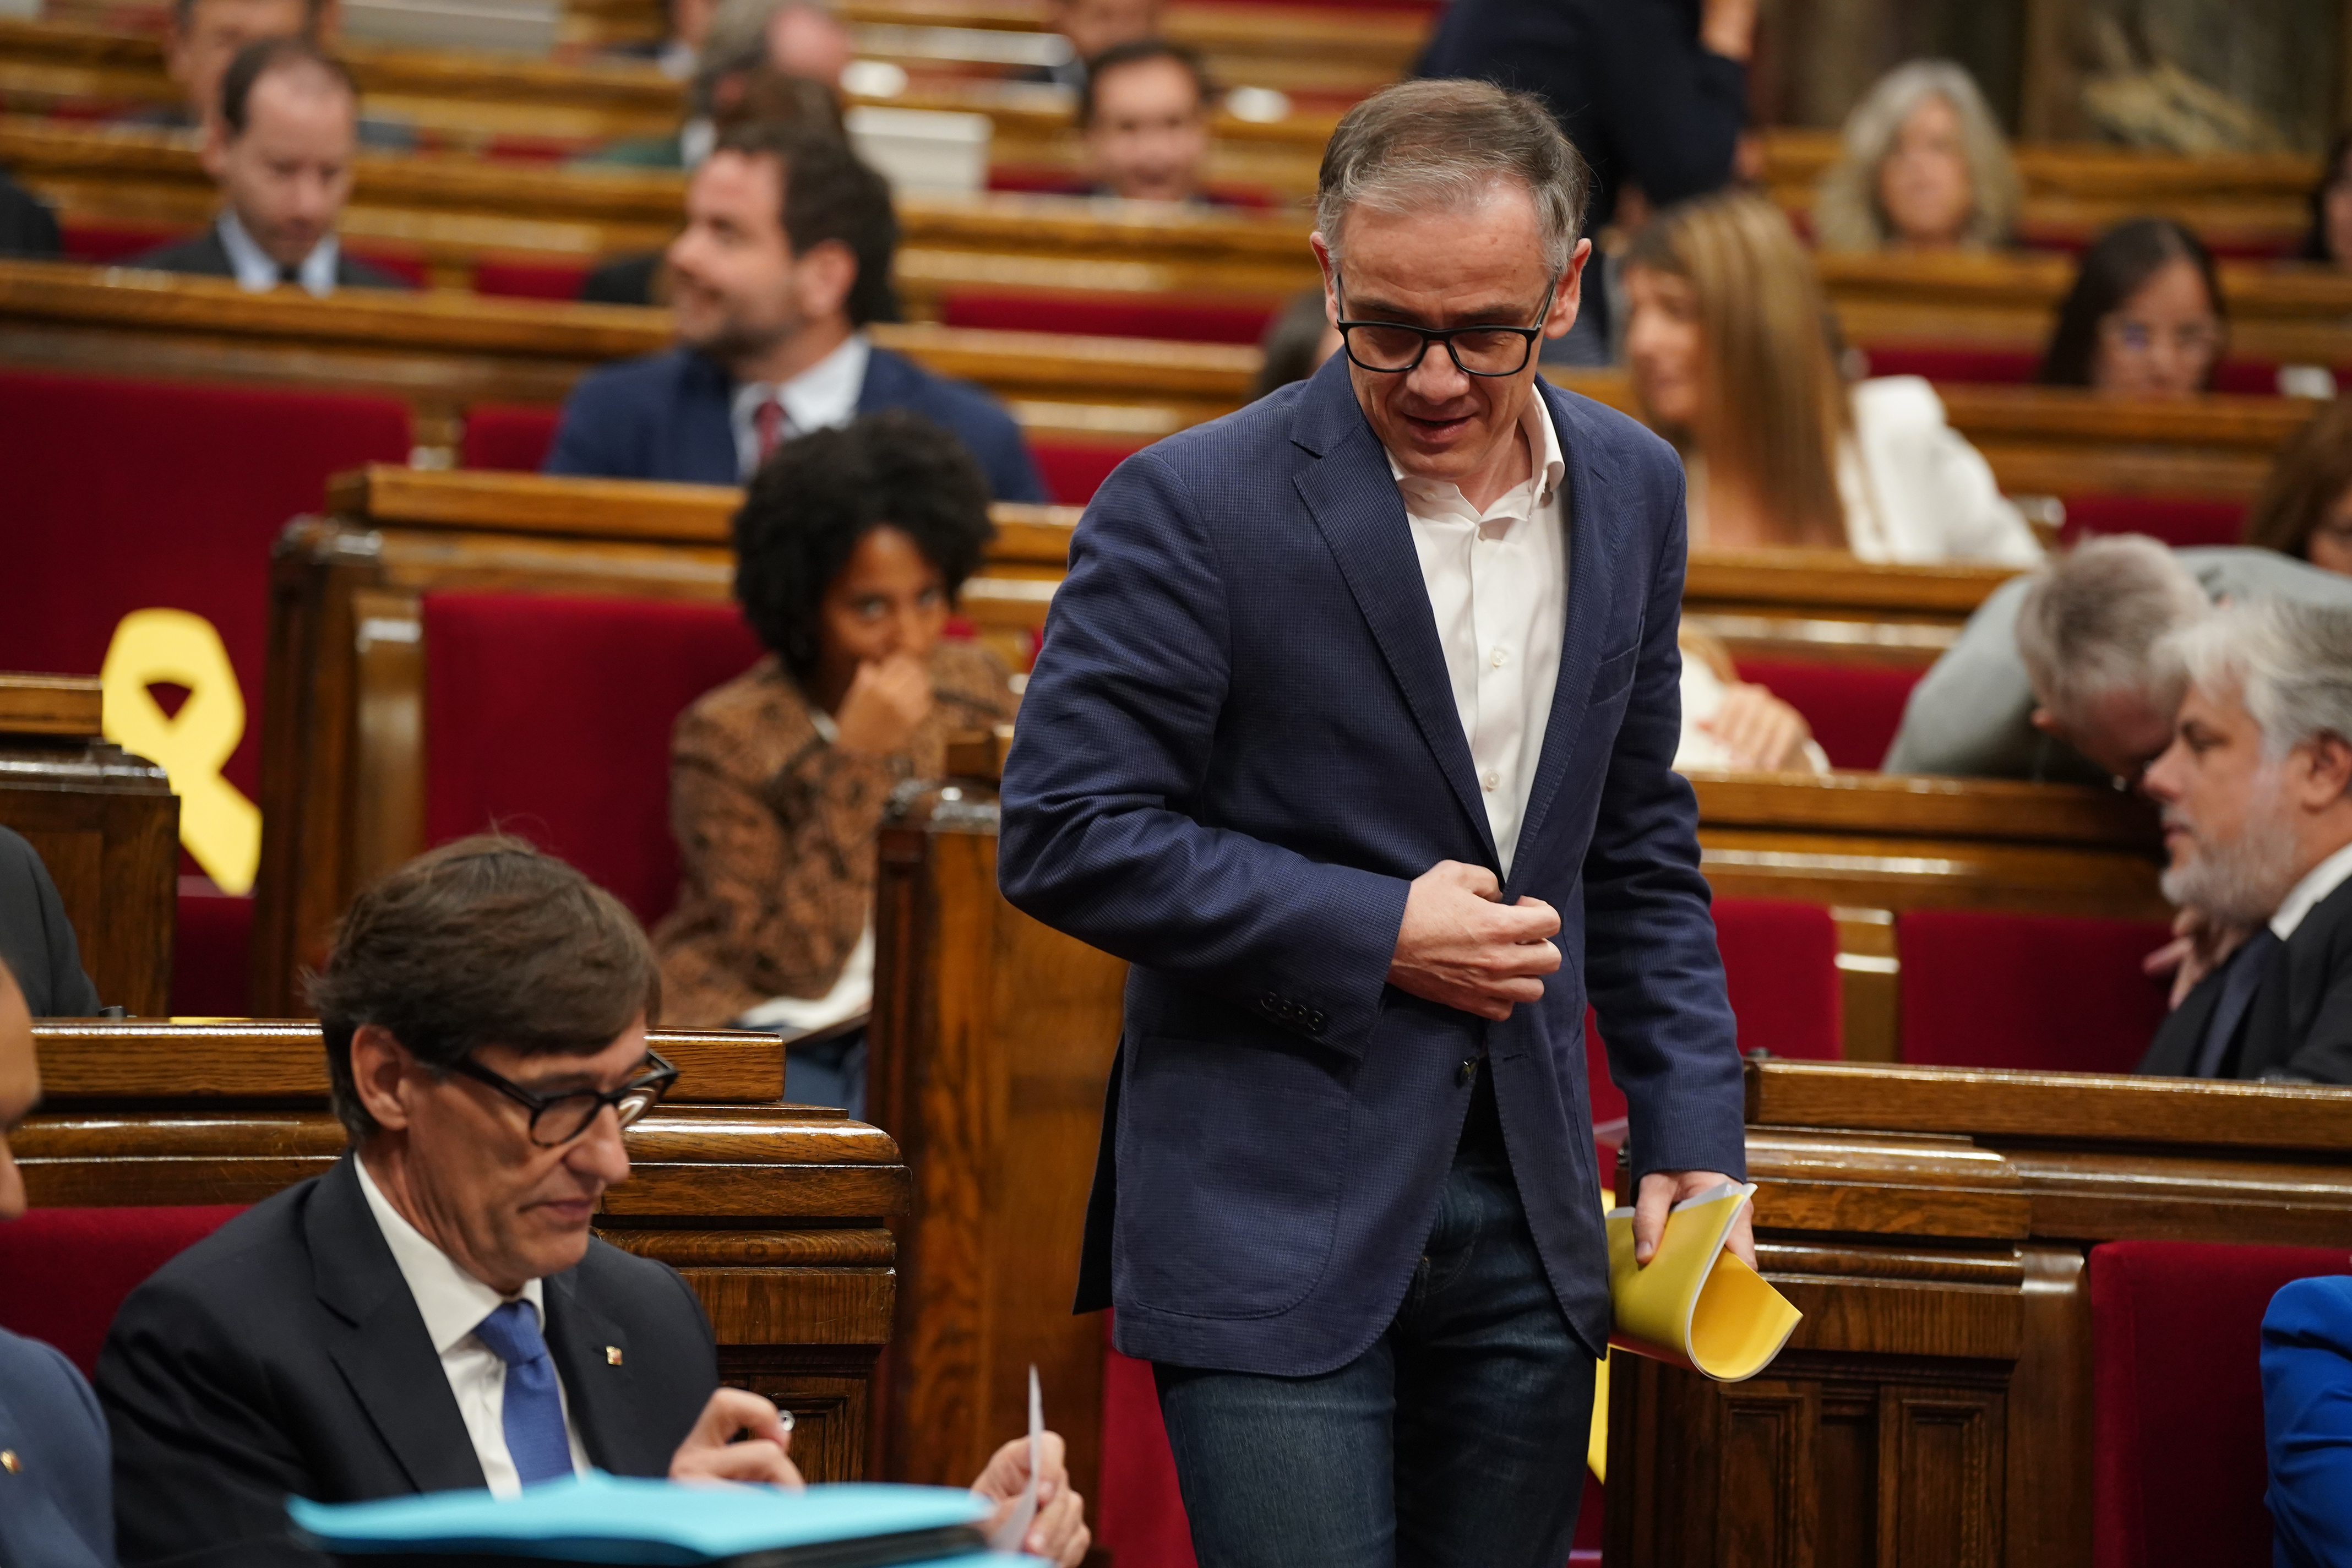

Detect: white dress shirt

[729,334,872,481]
[1387,393,1569,879]
[2273,839,2352,940]
[353,1157,592,1498]
[215,210,341,298]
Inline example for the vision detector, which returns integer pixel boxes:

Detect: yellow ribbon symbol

[101,608,262,895]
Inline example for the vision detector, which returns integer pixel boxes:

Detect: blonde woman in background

[1814,61,2021,253]
[1623,190,2041,564]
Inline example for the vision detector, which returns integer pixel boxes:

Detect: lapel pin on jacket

[605,1347,624,1366]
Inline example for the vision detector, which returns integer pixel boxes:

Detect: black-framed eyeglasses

[1333,269,1556,378]
[447,1049,679,1147]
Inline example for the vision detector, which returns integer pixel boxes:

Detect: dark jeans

[1153,1074,1596,1568]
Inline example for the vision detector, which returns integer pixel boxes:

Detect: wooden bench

[1605,1058,2352,1566]
[14,1019,908,1479]
[0,674,175,1017]
[0,257,1256,455]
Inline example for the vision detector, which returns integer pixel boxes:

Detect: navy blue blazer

[0,1327,116,1568]
[997,354,1746,1376]
[2263,1274,2352,1567]
[542,342,1048,503]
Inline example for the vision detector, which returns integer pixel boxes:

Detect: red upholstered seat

[473,258,595,300]
[0,371,413,803]
[1897,909,2174,1072]
[1030,439,1146,505]
[61,221,185,263]
[1729,658,1928,771]
[2091,1240,2352,1568]
[461,403,565,471]
[1588,896,1841,1162]
[939,291,1281,346]
[172,876,253,1017]
[2059,494,2247,549]
[0,1205,246,1376]
[421,592,765,923]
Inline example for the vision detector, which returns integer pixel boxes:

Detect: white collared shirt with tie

[353,1156,592,1497]
[728,333,872,481]
[215,210,341,298]
[1386,392,1570,880]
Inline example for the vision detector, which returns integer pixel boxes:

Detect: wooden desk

[0,673,176,1016]
[17,1020,909,1479]
[0,116,1322,302]
[0,257,1255,454]
[1605,1058,2352,1567]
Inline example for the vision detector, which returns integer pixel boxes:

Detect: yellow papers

[1605,1182,1800,1383]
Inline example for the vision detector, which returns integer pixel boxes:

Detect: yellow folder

[1604,1181,1801,1383]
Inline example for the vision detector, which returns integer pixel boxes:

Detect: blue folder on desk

[287,1474,1028,1567]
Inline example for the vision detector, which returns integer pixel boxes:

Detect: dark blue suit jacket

[0,1327,116,1567]
[997,354,1746,1375]
[542,342,1048,503]
[2264,1274,2352,1568]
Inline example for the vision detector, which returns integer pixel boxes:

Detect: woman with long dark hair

[2039,218,2228,398]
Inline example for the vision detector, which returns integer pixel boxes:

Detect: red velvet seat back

[0,371,413,803]
[421,592,765,925]
[0,1205,247,1375]
[173,878,254,1016]
[461,403,565,471]
[1730,658,1928,771]
[1897,909,2174,1071]
[473,258,594,301]
[2090,1240,2352,1568]
[1587,897,1843,1128]
[1030,438,1146,506]
[2059,494,2248,549]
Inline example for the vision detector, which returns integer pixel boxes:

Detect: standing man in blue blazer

[545,122,1046,503]
[998,79,1750,1567]
[0,959,117,1568]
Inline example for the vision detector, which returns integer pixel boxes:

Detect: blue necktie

[472,1299,574,1488]
[2190,928,2284,1078]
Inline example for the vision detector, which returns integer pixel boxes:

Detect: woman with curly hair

[652,410,1016,1107]
[1813,61,2021,254]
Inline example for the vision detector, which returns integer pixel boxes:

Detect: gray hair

[2015,535,2211,726]
[1314,78,1587,277]
[2158,597,2352,765]
[1813,59,2021,253]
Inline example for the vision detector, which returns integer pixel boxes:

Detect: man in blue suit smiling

[545,122,1045,503]
[999,78,1750,1567]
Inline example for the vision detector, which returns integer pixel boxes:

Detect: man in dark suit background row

[2139,598,2352,1082]
[95,836,1090,1566]
[128,37,407,295]
[546,121,1047,502]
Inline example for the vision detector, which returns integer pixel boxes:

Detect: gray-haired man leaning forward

[997,79,1751,1567]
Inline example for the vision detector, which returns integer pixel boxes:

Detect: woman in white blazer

[1622,190,2042,568]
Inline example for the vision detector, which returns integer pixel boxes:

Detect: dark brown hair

[2037,217,2224,389]
[714,119,900,328]
[307,835,661,1141]
[220,36,357,137]
[1079,39,1213,129]
[2244,398,2352,560]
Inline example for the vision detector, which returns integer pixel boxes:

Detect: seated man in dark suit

[0,957,118,1568]
[96,836,1087,1567]
[2138,598,2352,1081]
[128,39,408,296]
[545,122,1046,502]
[0,827,100,1018]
